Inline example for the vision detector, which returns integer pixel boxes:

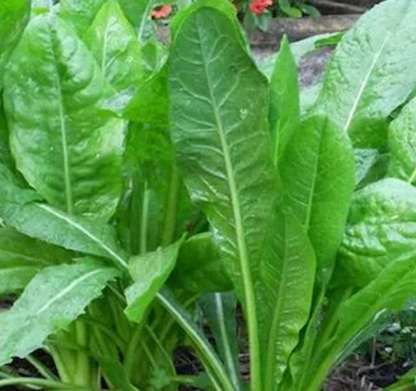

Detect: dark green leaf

[0,260,119,366]
[0,228,71,295]
[3,14,125,221]
[170,8,282,388]
[260,208,316,390]
[280,115,355,284]
[269,35,300,164]
[170,233,232,293]
[0,0,30,88]
[335,178,416,288]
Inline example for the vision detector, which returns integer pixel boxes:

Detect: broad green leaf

[307,252,416,391]
[1,202,128,271]
[315,0,416,148]
[279,115,355,284]
[170,8,279,387]
[335,178,416,288]
[0,260,119,366]
[84,1,143,93]
[170,232,232,293]
[125,238,184,323]
[171,0,241,41]
[0,0,31,88]
[3,15,125,221]
[202,293,242,391]
[0,168,126,270]
[260,208,316,390]
[269,35,300,164]
[58,0,106,34]
[389,98,416,184]
[0,228,71,295]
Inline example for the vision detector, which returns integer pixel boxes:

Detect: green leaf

[315,0,416,148]
[0,228,71,295]
[170,232,232,293]
[2,202,128,270]
[0,260,119,366]
[389,97,416,184]
[3,14,125,221]
[260,208,316,391]
[170,8,279,388]
[269,35,300,164]
[157,288,235,391]
[335,178,416,288]
[84,1,143,93]
[0,101,14,170]
[0,0,31,88]
[307,251,416,391]
[125,238,184,323]
[202,293,242,391]
[58,0,106,34]
[279,115,355,284]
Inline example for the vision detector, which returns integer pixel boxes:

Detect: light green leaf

[170,232,232,293]
[1,202,128,271]
[0,261,119,366]
[307,251,416,391]
[84,1,143,93]
[389,98,416,184]
[125,238,183,323]
[279,115,355,284]
[0,0,31,88]
[0,228,71,295]
[335,178,416,288]
[260,208,316,391]
[202,293,242,391]
[315,0,416,148]
[170,8,279,387]
[269,35,300,164]
[3,14,125,221]
[58,0,106,34]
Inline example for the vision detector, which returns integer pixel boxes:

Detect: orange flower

[151,4,173,19]
[249,0,272,15]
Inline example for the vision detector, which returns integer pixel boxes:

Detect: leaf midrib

[194,17,261,388]
[50,22,73,214]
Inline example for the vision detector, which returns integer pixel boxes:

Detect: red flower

[249,0,272,15]
[151,4,173,19]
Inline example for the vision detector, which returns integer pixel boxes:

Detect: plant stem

[140,181,150,254]
[27,355,59,381]
[124,321,145,379]
[157,289,235,391]
[0,378,86,390]
[161,165,179,246]
[75,322,92,386]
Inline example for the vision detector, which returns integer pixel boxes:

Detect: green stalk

[0,377,86,390]
[124,321,146,379]
[161,166,179,246]
[157,289,235,391]
[27,355,59,381]
[140,181,150,254]
[74,322,92,386]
